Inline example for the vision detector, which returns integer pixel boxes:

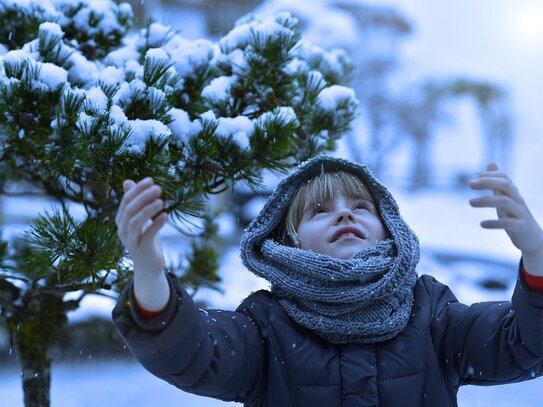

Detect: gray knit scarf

[240,155,420,344]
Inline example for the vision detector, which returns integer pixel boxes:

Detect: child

[113,155,543,406]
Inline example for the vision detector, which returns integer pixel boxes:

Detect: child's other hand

[115,177,168,275]
[469,163,543,257]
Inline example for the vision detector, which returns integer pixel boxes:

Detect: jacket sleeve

[427,262,543,388]
[111,273,267,403]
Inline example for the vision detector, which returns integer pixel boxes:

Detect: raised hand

[469,163,543,276]
[115,177,170,310]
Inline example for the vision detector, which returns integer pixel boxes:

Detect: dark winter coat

[112,266,543,407]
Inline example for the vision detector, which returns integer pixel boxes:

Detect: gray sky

[374,0,543,201]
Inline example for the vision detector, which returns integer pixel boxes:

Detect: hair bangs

[281,171,376,247]
[301,172,373,214]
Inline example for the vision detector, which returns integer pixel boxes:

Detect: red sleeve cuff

[521,265,543,292]
[134,299,166,322]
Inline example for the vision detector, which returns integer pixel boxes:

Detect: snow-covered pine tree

[0,1,357,405]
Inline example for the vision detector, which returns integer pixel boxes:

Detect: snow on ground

[0,359,541,406]
[0,360,241,407]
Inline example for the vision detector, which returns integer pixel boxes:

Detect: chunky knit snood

[240,155,419,344]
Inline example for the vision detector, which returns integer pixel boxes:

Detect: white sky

[368,0,543,201]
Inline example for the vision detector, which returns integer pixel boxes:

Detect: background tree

[393,77,513,190]
[0,1,357,406]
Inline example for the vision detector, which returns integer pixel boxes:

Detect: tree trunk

[17,335,52,407]
[9,291,67,407]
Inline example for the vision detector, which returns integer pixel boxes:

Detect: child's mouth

[332,227,365,242]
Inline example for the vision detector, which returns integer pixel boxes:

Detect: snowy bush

[0,1,358,405]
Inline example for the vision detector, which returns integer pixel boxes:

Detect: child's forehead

[301,171,375,202]
[333,184,374,202]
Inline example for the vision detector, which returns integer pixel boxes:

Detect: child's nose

[335,208,355,223]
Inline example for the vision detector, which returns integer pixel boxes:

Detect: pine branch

[0,1,359,313]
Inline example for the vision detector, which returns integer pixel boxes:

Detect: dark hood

[240,155,411,262]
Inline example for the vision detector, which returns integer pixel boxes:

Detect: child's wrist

[521,264,543,291]
[133,270,170,312]
[520,246,543,277]
[134,296,167,321]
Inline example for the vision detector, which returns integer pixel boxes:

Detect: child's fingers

[470,171,509,182]
[117,179,149,227]
[469,164,543,253]
[123,185,162,218]
[123,178,154,204]
[120,212,167,260]
[123,179,136,193]
[118,177,154,212]
[473,161,499,175]
[141,212,168,242]
[126,199,164,239]
[469,175,521,201]
[479,218,517,230]
[118,193,162,246]
[486,162,499,172]
[469,194,522,217]
[470,195,523,234]
[116,180,162,246]
[116,179,159,226]
[117,180,137,231]
[471,161,506,179]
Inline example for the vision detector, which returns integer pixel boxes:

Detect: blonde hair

[280,171,376,247]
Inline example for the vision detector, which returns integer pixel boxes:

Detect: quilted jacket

[112,268,543,406]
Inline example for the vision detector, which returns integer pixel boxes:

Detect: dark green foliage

[179,239,221,293]
[0,3,44,50]
[175,62,219,116]
[36,25,74,68]
[22,208,121,283]
[55,0,133,60]
[0,2,358,405]
[0,5,357,299]
[250,107,299,168]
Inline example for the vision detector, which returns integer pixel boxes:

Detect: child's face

[296,191,388,259]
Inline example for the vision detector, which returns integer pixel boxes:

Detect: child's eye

[310,205,328,216]
[354,201,373,211]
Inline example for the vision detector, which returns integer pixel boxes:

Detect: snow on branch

[0,0,358,291]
